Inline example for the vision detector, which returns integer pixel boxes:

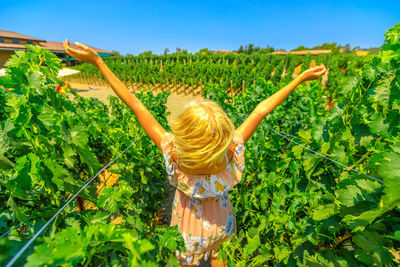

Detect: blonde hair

[170,99,235,170]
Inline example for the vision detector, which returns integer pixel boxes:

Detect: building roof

[355,50,370,56]
[0,29,112,55]
[0,40,112,54]
[0,30,45,42]
[272,49,331,55]
[0,42,27,50]
[217,50,231,54]
[39,41,112,54]
[289,49,331,55]
[272,51,287,55]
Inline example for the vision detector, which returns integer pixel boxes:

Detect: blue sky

[1,0,399,55]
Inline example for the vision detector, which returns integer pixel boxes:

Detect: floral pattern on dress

[216,188,230,209]
[163,152,175,183]
[189,198,202,217]
[202,219,211,230]
[181,233,207,253]
[160,131,245,266]
[210,175,229,197]
[224,214,235,235]
[190,179,213,198]
[172,197,179,216]
[235,143,244,155]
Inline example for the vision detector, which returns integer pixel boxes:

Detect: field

[0,23,400,266]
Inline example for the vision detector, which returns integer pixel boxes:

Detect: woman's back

[161,130,245,266]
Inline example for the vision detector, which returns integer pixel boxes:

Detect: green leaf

[97,187,122,213]
[342,77,358,95]
[312,204,337,221]
[7,155,32,197]
[70,124,89,148]
[38,105,57,127]
[75,146,100,177]
[158,230,182,251]
[330,145,348,164]
[377,152,400,208]
[368,72,394,108]
[62,143,76,169]
[328,104,344,121]
[355,179,381,194]
[246,234,260,254]
[321,142,330,155]
[367,113,389,137]
[292,145,303,159]
[337,185,363,207]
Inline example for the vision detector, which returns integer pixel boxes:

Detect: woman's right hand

[299,64,327,82]
[63,39,102,66]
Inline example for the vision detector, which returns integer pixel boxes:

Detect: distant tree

[139,50,153,57]
[311,43,341,53]
[125,53,134,57]
[175,47,182,54]
[342,43,351,53]
[181,49,189,54]
[258,45,275,54]
[352,46,361,52]
[368,47,381,54]
[197,48,213,55]
[247,44,255,54]
[164,48,169,55]
[233,43,273,54]
[111,50,121,56]
[292,45,309,51]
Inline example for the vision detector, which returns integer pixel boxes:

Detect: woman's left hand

[63,39,102,66]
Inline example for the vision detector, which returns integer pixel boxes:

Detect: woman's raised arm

[237,64,326,144]
[63,40,166,149]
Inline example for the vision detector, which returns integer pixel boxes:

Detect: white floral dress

[161,131,245,266]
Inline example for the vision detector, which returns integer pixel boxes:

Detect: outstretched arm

[237,64,326,143]
[63,40,166,149]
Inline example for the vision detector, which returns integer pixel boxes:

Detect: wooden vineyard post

[95,73,100,87]
[88,73,93,86]
[230,80,234,99]
[152,77,155,92]
[128,75,132,91]
[191,78,194,96]
[174,78,177,94]
[83,72,88,85]
[125,73,129,89]
[92,73,97,87]
[200,79,203,97]
[282,54,289,77]
[133,75,137,91]
[242,80,245,94]
[101,74,106,88]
